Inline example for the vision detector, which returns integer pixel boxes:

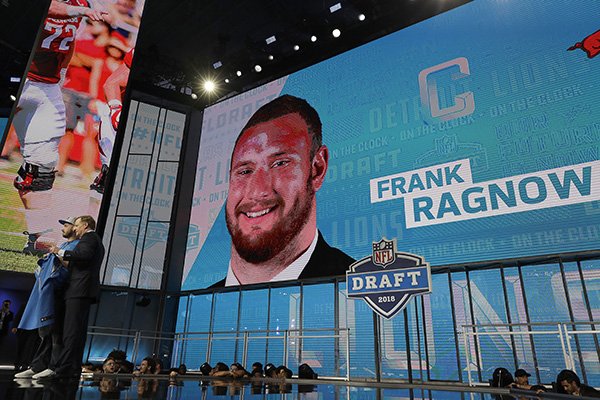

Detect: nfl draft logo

[346,238,432,319]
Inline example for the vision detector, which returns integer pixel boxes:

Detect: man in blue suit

[15,217,78,379]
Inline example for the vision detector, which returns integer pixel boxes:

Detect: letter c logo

[418,57,475,121]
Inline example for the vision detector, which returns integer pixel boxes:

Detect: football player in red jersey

[10,0,107,251]
[90,48,133,193]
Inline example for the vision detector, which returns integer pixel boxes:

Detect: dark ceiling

[0,0,471,111]
[130,0,470,108]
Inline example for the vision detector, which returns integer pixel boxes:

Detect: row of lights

[191,7,367,98]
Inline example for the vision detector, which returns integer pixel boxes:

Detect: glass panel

[87,291,133,363]
[159,110,185,161]
[503,267,534,373]
[301,283,335,377]
[520,263,570,383]
[129,103,160,154]
[579,260,600,387]
[136,222,168,290]
[149,162,179,221]
[183,294,213,369]
[103,216,140,286]
[339,281,377,379]
[423,273,459,381]
[452,272,474,383]
[267,286,301,367]
[211,291,240,364]
[469,269,513,378]
[379,310,409,380]
[117,154,151,215]
[237,288,269,367]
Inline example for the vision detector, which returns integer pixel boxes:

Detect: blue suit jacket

[19,240,79,330]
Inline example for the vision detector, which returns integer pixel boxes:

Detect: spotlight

[212,61,222,69]
[265,35,276,45]
[10,94,16,102]
[329,2,341,13]
[225,78,230,83]
[254,65,262,72]
[332,28,341,38]
[293,44,300,51]
[358,13,366,21]
[310,35,317,42]
[236,70,242,77]
[191,93,198,100]
[10,77,21,83]
[268,55,274,61]
[203,80,216,92]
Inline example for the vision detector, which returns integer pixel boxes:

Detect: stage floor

[0,370,527,400]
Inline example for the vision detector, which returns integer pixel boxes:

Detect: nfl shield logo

[372,239,396,268]
[346,237,432,319]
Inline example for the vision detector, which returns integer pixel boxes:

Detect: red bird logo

[568,29,600,58]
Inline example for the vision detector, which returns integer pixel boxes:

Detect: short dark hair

[107,349,127,361]
[234,94,323,160]
[200,362,212,376]
[142,356,156,373]
[557,369,581,387]
[77,215,96,231]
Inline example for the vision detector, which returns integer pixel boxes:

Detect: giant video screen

[0,0,146,272]
[183,0,600,289]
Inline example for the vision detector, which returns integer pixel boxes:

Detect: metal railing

[172,327,351,380]
[460,321,600,386]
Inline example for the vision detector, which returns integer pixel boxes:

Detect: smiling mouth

[243,207,272,218]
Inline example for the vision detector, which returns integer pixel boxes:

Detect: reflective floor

[0,373,540,400]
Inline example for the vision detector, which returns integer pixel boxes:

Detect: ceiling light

[358,14,366,21]
[268,55,274,61]
[10,77,21,83]
[236,70,242,77]
[203,80,216,92]
[212,61,222,69]
[254,65,262,72]
[266,35,276,45]
[191,93,198,100]
[332,28,341,38]
[224,78,230,83]
[293,44,300,51]
[10,94,16,101]
[329,3,341,13]
[311,35,317,42]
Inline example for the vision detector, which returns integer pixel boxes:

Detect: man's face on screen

[226,112,315,263]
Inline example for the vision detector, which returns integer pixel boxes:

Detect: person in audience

[101,357,117,374]
[510,368,545,392]
[168,363,187,379]
[557,369,600,398]
[200,362,212,376]
[298,363,318,379]
[250,362,264,378]
[152,357,164,374]
[264,363,276,378]
[133,357,156,375]
[210,362,230,377]
[230,362,251,378]
[276,365,293,379]
[491,367,514,387]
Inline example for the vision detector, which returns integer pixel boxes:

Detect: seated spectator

[510,368,545,392]
[82,362,98,373]
[264,363,277,378]
[134,357,156,375]
[230,362,250,378]
[557,369,600,398]
[169,364,187,379]
[275,365,293,379]
[251,362,264,378]
[153,357,164,374]
[101,357,118,374]
[119,360,134,374]
[491,367,514,387]
[298,363,318,379]
[200,362,212,376]
[210,362,230,377]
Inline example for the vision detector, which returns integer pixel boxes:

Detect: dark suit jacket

[0,309,13,335]
[211,232,354,287]
[62,231,105,301]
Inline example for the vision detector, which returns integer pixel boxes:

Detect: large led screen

[0,0,146,271]
[184,0,600,289]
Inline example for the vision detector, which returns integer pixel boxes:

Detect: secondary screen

[0,0,146,272]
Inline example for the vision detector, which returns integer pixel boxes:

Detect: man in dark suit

[38,215,105,379]
[218,95,353,287]
[0,299,14,344]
